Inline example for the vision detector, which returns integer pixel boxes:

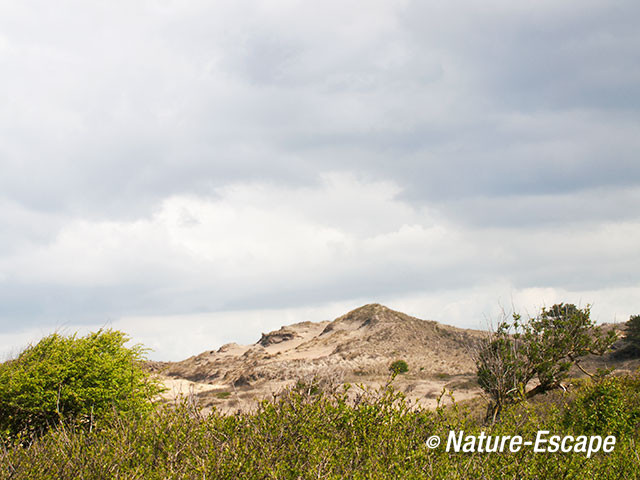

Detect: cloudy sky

[1,0,639,360]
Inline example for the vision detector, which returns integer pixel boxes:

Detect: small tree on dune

[475,303,617,423]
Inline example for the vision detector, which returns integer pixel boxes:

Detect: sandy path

[158,377,227,400]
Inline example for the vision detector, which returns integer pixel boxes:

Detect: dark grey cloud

[439,186,640,228]
[2,0,638,219]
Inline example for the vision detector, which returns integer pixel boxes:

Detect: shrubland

[1,372,639,479]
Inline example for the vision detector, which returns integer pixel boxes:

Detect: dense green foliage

[1,373,639,479]
[624,314,640,355]
[564,374,640,437]
[476,304,616,421]
[389,359,409,375]
[0,330,162,438]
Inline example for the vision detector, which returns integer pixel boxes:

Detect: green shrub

[564,374,640,436]
[624,314,640,355]
[389,359,408,375]
[0,329,162,438]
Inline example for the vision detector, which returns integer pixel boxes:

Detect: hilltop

[153,304,638,412]
[156,304,487,410]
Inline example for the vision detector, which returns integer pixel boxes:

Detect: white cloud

[1,172,639,360]
[1,173,448,290]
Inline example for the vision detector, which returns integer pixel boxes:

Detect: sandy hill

[157,304,487,410]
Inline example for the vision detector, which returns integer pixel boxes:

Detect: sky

[1,0,639,361]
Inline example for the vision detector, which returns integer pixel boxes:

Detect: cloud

[2,0,638,217]
[0,174,454,319]
[0,1,638,359]
[1,173,638,355]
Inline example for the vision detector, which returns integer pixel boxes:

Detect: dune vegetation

[1,374,639,479]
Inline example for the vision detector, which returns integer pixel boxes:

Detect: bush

[564,374,640,436]
[389,359,409,375]
[0,329,162,438]
[624,314,640,355]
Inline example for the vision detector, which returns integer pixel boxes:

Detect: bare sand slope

[154,304,486,411]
